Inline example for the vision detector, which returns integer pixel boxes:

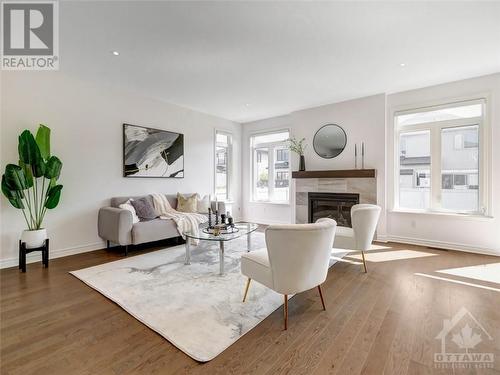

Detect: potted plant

[286,136,307,171]
[1,125,63,248]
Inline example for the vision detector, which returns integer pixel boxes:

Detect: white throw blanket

[152,194,208,245]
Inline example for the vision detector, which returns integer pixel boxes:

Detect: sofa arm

[98,207,133,246]
[210,201,226,214]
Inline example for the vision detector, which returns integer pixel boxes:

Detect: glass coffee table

[183,222,259,275]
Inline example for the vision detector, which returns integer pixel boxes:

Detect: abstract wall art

[123,123,184,178]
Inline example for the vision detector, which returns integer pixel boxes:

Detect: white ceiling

[60,1,500,123]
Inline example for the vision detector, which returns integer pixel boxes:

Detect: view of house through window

[251,130,290,202]
[215,131,232,200]
[396,100,484,214]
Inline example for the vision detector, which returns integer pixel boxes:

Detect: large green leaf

[4,164,27,191]
[34,160,46,178]
[10,191,25,209]
[45,184,63,209]
[18,130,40,164]
[36,124,51,161]
[44,156,62,180]
[18,160,34,188]
[1,175,15,199]
[18,130,45,177]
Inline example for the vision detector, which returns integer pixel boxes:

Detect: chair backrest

[265,218,337,295]
[351,204,381,251]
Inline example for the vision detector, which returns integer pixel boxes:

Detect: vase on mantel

[299,155,306,171]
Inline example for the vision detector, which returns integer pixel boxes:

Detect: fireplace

[308,192,359,227]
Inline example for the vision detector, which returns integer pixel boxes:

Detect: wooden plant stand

[19,239,49,273]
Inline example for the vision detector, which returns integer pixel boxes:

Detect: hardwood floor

[1,238,499,375]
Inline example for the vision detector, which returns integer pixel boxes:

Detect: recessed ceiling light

[245,103,250,107]
[112,51,120,56]
[399,63,406,67]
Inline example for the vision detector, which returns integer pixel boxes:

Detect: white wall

[386,73,500,255]
[242,94,387,236]
[0,72,241,267]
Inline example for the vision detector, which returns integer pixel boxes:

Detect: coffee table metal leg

[247,232,252,252]
[219,241,224,275]
[185,239,191,265]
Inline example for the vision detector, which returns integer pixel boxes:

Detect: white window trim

[249,128,291,204]
[214,129,233,201]
[392,96,491,217]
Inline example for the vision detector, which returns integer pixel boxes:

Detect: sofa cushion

[197,194,210,213]
[131,197,158,221]
[132,219,179,245]
[118,200,140,224]
[177,193,198,213]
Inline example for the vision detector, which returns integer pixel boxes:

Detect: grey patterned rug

[71,232,346,362]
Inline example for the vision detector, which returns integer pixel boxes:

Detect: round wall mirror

[313,124,347,159]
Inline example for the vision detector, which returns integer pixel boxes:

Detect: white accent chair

[241,218,337,330]
[333,204,381,273]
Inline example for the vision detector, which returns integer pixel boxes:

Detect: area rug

[70,232,346,362]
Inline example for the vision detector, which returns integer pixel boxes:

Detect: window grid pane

[251,131,290,202]
[254,148,269,201]
[215,131,231,200]
[399,131,431,210]
[397,103,482,127]
[441,125,479,212]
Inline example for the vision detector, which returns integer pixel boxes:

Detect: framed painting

[123,123,184,178]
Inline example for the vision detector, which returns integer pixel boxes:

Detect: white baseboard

[0,241,105,269]
[379,235,499,257]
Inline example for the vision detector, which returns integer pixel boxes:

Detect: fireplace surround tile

[294,176,376,224]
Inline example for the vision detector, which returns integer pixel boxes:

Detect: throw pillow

[177,193,198,213]
[197,194,210,213]
[119,200,140,224]
[130,197,158,221]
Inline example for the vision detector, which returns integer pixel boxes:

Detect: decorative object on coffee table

[19,239,49,273]
[286,136,307,171]
[1,124,63,250]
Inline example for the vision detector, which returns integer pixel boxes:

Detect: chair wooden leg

[284,295,288,330]
[318,284,326,310]
[361,251,367,273]
[242,278,251,302]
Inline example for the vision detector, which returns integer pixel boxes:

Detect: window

[395,99,486,214]
[215,131,232,200]
[251,130,290,203]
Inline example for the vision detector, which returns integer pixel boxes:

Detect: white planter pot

[21,229,47,249]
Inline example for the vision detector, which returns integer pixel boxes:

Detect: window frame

[250,129,291,204]
[214,129,233,201]
[394,98,489,216]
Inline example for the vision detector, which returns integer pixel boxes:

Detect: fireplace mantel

[292,169,376,179]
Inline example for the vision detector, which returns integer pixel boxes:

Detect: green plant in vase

[286,136,307,171]
[1,124,63,248]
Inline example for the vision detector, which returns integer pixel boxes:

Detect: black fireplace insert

[308,192,360,227]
